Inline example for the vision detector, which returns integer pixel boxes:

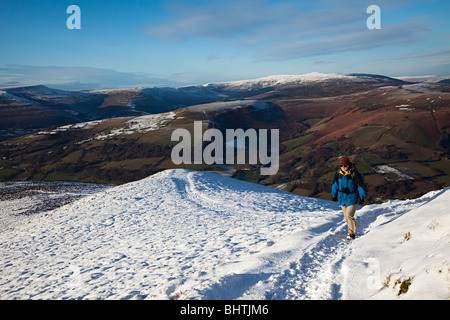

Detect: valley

[1,73,449,203]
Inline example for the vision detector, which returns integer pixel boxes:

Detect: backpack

[333,165,366,195]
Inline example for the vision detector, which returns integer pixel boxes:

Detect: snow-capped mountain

[0,169,448,300]
[204,72,402,92]
[396,75,450,83]
[0,72,406,139]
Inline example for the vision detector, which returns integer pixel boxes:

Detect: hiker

[331,157,366,240]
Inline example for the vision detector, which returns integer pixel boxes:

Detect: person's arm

[354,170,366,201]
[331,172,339,201]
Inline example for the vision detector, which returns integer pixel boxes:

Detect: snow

[342,190,450,299]
[5,85,100,102]
[395,104,413,111]
[95,112,176,140]
[402,83,434,93]
[36,112,177,140]
[0,90,35,103]
[396,75,450,83]
[205,73,361,91]
[0,181,111,233]
[37,120,105,135]
[88,87,144,94]
[374,165,413,180]
[0,169,448,300]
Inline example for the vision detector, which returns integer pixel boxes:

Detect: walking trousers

[341,204,358,236]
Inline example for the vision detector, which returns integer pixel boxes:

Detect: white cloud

[144,0,433,62]
[146,0,291,42]
[257,21,430,61]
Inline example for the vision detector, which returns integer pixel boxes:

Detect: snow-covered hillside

[0,169,448,300]
[204,72,391,92]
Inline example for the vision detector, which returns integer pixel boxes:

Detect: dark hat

[340,157,351,166]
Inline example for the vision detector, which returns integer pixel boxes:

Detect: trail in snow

[247,190,447,300]
[259,221,350,300]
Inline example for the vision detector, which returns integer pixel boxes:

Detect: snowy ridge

[204,72,367,91]
[0,90,36,103]
[6,85,100,101]
[0,181,110,233]
[396,75,450,83]
[35,112,177,141]
[0,169,448,300]
[94,112,177,140]
[88,87,145,94]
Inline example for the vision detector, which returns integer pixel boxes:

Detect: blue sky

[0,0,449,89]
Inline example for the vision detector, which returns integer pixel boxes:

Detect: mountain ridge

[1,72,449,202]
[0,72,409,138]
[204,72,405,91]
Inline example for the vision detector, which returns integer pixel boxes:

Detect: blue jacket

[331,168,366,206]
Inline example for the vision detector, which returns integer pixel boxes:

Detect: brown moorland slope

[1,74,449,202]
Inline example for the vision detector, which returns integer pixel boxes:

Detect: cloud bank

[0,65,183,90]
[145,0,431,62]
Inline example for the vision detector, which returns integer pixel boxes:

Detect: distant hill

[0,72,407,138]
